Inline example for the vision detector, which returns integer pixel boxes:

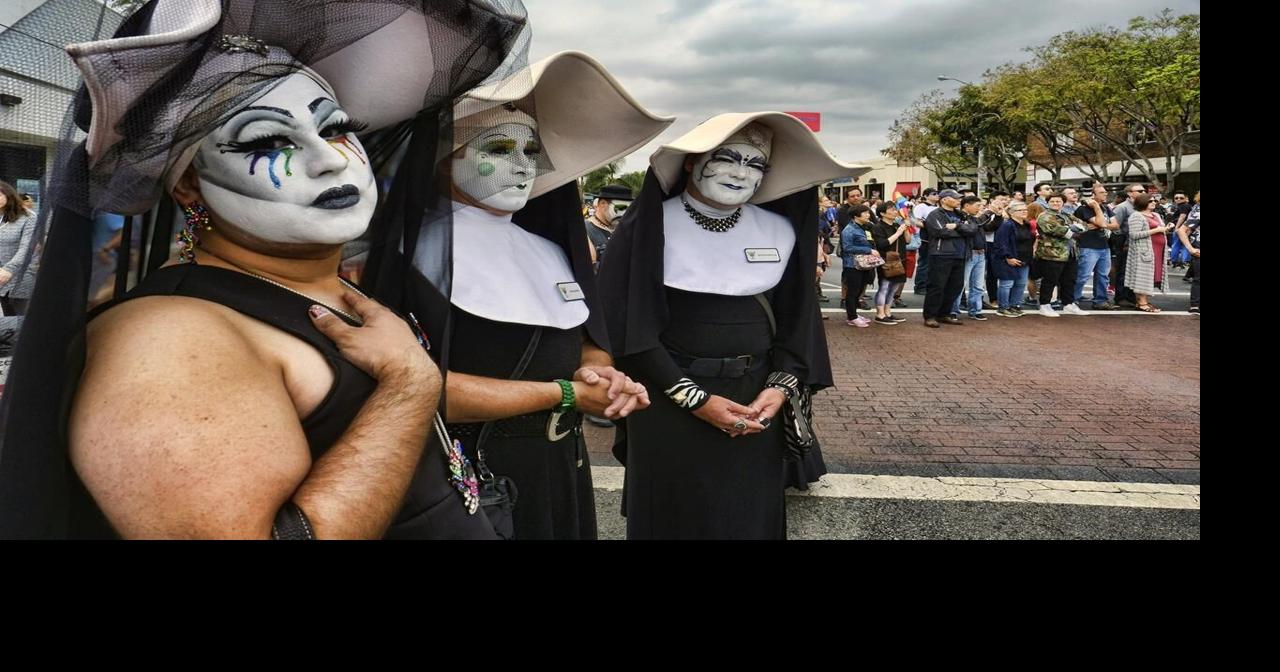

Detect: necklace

[194,248,365,325]
[681,194,742,233]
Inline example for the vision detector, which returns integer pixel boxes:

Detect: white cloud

[523,0,1200,173]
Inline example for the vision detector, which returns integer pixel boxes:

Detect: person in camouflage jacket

[1033,206,1072,263]
[1031,193,1088,316]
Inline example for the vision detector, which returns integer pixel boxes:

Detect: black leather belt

[668,351,767,379]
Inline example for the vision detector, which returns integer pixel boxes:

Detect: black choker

[681,195,742,233]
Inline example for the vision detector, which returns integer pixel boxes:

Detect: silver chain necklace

[195,250,365,325]
[681,194,742,233]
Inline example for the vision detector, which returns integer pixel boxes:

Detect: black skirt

[624,289,786,540]
[448,309,596,540]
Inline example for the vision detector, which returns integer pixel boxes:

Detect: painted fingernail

[309,305,329,318]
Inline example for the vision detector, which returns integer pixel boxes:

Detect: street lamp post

[938,75,984,195]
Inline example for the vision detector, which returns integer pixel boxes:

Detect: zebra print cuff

[765,372,801,399]
[664,378,710,411]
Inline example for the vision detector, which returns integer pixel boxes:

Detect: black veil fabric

[0,0,531,538]
[598,168,833,391]
[510,181,610,352]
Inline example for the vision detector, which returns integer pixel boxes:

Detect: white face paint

[600,199,632,224]
[192,74,376,245]
[690,142,770,207]
[452,122,541,213]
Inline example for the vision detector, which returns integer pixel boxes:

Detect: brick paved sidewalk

[586,315,1200,485]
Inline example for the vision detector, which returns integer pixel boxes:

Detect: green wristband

[553,379,575,412]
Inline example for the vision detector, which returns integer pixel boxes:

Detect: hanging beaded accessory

[681,194,743,233]
[407,311,480,514]
[178,202,212,263]
[434,415,481,514]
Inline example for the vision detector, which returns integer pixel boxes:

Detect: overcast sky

[524,0,1199,173]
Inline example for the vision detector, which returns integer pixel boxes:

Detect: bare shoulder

[72,295,310,538]
[86,295,250,355]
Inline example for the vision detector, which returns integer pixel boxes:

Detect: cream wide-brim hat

[650,112,870,204]
[452,50,675,199]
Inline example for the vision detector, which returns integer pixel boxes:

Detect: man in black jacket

[922,189,979,327]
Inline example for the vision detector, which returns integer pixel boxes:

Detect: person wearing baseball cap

[921,189,980,327]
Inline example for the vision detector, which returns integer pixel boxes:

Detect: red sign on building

[785,112,821,133]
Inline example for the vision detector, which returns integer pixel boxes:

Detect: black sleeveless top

[72,264,496,539]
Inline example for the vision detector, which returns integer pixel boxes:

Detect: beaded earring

[178,202,213,263]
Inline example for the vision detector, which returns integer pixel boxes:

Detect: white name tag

[744,248,782,263]
[557,282,586,302]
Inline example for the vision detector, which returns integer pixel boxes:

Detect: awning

[893,182,921,198]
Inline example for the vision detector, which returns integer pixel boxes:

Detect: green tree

[892,10,1200,192]
[985,61,1136,185]
[617,170,646,196]
[936,84,1027,191]
[579,161,621,198]
[1030,10,1200,189]
[884,90,974,187]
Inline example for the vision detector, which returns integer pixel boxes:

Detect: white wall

[0,0,47,33]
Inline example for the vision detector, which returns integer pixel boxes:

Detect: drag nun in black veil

[364,51,672,539]
[599,112,867,539]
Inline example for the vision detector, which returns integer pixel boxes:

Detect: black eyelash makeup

[217,135,295,154]
[320,117,370,137]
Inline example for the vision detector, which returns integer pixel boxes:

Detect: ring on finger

[733,419,748,431]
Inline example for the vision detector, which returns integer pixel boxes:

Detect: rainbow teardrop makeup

[328,135,367,164]
[245,147,296,190]
[218,141,296,190]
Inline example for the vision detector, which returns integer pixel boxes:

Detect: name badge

[744,248,782,263]
[557,282,586,302]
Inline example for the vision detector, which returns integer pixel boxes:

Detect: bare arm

[580,338,612,369]
[445,372,563,423]
[1082,202,1105,229]
[291,364,436,538]
[69,295,439,539]
[1177,224,1197,254]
